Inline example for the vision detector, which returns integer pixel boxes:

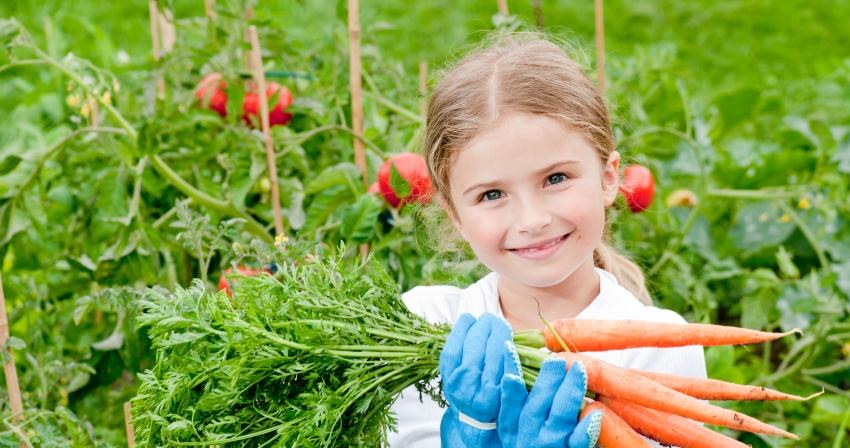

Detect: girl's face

[445,112,620,289]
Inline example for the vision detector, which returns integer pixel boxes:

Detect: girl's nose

[514,198,552,234]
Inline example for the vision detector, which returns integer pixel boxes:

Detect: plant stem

[362,90,423,124]
[777,202,829,269]
[650,206,699,275]
[362,69,423,124]
[513,329,547,348]
[706,188,800,200]
[832,402,850,448]
[34,48,136,138]
[280,124,386,157]
[148,155,272,243]
[0,59,48,74]
[802,358,850,376]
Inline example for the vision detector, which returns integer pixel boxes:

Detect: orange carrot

[579,399,651,448]
[633,369,821,401]
[557,352,798,439]
[599,395,751,448]
[543,319,800,352]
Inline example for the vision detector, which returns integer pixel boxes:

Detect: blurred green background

[1,1,849,446]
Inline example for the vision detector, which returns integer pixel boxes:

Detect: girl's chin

[503,268,574,289]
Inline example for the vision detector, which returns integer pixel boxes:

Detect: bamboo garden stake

[244,6,255,72]
[497,0,509,16]
[158,8,176,54]
[419,62,428,119]
[347,0,369,258]
[124,401,136,448]
[0,272,24,425]
[534,0,544,28]
[148,0,164,99]
[204,0,217,21]
[248,26,285,238]
[595,0,606,95]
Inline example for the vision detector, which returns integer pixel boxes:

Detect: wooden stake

[148,0,160,61]
[594,0,606,96]
[124,401,136,447]
[158,8,176,54]
[497,0,509,15]
[248,26,284,238]
[348,0,369,258]
[0,271,24,425]
[244,6,255,72]
[204,0,217,21]
[418,61,428,119]
[347,0,366,181]
[148,0,165,99]
[534,0,544,28]
[90,99,100,128]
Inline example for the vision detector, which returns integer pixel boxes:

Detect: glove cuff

[458,411,497,430]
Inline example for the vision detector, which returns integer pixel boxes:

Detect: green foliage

[132,245,448,447]
[1,0,849,446]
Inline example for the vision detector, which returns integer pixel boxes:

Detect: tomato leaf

[305,163,360,195]
[341,194,383,243]
[730,201,795,252]
[0,155,21,175]
[303,184,352,233]
[389,163,411,200]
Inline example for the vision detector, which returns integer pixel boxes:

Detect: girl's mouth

[508,233,570,260]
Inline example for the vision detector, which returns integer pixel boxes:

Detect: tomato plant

[1,1,848,446]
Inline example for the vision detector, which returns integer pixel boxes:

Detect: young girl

[388,35,707,447]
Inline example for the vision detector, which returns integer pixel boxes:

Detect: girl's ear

[602,151,621,206]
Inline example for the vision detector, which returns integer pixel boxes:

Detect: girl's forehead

[449,112,599,183]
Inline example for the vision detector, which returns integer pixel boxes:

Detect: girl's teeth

[520,235,564,252]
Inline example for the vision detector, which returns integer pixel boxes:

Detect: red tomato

[376,152,433,208]
[217,266,267,297]
[242,82,293,127]
[194,72,228,117]
[619,164,655,212]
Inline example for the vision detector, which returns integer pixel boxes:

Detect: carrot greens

[132,251,451,447]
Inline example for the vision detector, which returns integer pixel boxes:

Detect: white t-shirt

[388,268,707,448]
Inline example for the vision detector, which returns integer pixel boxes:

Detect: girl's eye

[546,172,568,185]
[480,190,503,202]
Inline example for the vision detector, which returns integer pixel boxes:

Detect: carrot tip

[801,389,825,401]
[788,328,803,336]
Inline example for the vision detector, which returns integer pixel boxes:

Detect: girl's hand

[498,343,602,448]
[439,313,512,447]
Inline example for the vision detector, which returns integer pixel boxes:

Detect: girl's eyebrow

[463,180,501,196]
[461,160,580,195]
[531,160,580,175]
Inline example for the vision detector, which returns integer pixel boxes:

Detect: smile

[507,233,570,259]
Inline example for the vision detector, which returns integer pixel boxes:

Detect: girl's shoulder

[584,268,688,325]
[401,272,501,325]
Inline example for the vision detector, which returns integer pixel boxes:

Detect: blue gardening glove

[498,342,602,448]
[439,313,512,447]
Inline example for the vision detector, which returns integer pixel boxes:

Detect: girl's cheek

[465,213,504,242]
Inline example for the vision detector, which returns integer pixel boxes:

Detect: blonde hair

[423,34,652,305]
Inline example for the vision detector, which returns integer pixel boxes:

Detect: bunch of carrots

[132,253,819,447]
[510,319,820,447]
